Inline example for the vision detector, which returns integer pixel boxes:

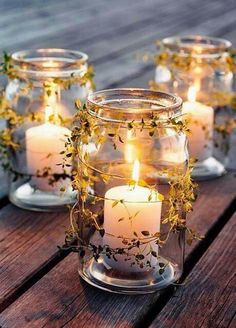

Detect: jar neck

[11,48,88,81]
[86,88,182,123]
[162,35,232,60]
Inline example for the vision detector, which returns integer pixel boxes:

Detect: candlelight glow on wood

[182,85,214,162]
[103,159,162,272]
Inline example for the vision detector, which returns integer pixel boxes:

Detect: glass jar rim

[162,35,232,58]
[86,88,183,122]
[11,48,88,78]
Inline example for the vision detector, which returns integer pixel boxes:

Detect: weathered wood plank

[0,204,69,312]
[0,0,100,21]
[0,0,168,50]
[88,0,236,66]
[95,7,236,90]
[0,173,235,327]
[1,0,234,54]
[149,212,236,328]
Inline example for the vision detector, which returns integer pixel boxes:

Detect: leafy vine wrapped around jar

[0,49,95,211]
[64,88,200,294]
[150,35,236,179]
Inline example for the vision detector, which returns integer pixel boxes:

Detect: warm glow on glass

[132,159,140,182]
[124,130,140,164]
[44,81,61,125]
[187,85,197,102]
[125,143,135,163]
[45,105,54,123]
[42,60,60,68]
[194,45,203,54]
[192,66,202,92]
[45,82,58,107]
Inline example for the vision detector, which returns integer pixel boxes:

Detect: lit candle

[103,160,162,272]
[26,105,71,192]
[182,86,214,162]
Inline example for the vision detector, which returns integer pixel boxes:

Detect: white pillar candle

[26,106,71,192]
[182,86,214,162]
[103,160,162,272]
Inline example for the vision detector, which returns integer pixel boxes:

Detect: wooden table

[0,0,236,327]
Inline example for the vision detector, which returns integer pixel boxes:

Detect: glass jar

[153,35,235,180]
[4,49,92,211]
[68,88,193,294]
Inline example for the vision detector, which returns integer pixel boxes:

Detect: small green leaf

[159,268,165,275]
[141,231,150,236]
[99,229,105,237]
[112,200,120,208]
[118,135,124,143]
[138,179,148,187]
[158,193,164,201]
[136,254,145,260]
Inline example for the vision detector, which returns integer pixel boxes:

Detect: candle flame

[187,85,197,102]
[132,159,140,183]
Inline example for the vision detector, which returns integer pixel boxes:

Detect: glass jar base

[79,256,181,295]
[9,182,76,212]
[192,157,226,181]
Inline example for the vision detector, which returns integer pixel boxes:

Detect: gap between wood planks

[135,197,236,328]
[0,241,70,313]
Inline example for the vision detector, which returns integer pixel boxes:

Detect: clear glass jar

[154,35,235,180]
[5,49,92,211]
[69,88,191,294]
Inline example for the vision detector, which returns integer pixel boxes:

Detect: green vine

[63,103,200,272]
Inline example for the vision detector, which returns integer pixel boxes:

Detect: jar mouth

[162,35,232,58]
[12,48,88,78]
[86,88,182,122]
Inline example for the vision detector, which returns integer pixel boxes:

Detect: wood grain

[0,0,171,50]
[149,212,236,328]
[95,6,236,90]
[0,173,235,327]
[0,204,69,312]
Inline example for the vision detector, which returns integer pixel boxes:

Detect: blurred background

[0,0,235,90]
